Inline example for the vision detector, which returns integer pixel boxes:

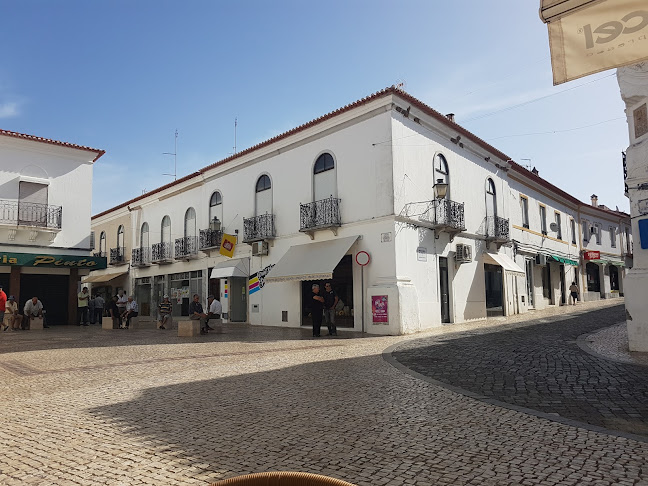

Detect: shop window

[521,196,529,229]
[539,205,547,235]
[586,262,600,292]
[209,191,223,226]
[313,153,337,201]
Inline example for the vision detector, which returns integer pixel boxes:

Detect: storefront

[210,258,249,323]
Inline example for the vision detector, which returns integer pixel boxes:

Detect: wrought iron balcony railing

[109,247,126,265]
[420,199,465,233]
[243,213,275,243]
[0,199,62,229]
[199,228,223,250]
[93,251,106,258]
[485,215,510,242]
[152,242,173,262]
[300,197,341,233]
[175,236,199,259]
[132,247,151,266]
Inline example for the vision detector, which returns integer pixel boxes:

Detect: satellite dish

[549,222,559,232]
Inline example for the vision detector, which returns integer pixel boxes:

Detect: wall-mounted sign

[355,251,370,266]
[372,295,388,324]
[623,151,629,198]
[583,250,601,260]
[0,252,107,269]
[417,247,427,262]
[381,232,392,243]
[249,264,275,295]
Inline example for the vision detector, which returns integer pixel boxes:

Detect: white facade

[89,88,631,335]
[0,130,104,325]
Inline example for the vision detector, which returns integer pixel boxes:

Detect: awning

[210,258,250,279]
[81,271,128,284]
[265,235,360,283]
[483,252,525,276]
[551,255,578,266]
[540,0,648,85]
[592,259,625,267]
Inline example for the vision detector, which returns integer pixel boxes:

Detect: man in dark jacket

[323,282,339,336]
[189,294,209,335]
[311,284,325,338]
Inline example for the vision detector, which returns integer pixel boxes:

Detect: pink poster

[372,295,388,324]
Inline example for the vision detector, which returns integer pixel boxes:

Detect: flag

[220,233,236,258]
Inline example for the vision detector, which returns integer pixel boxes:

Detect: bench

[157,315,174,329]
[177,319,200,337]
[29,316,44,330]
[102,316,120,329]
[128,317,157,330]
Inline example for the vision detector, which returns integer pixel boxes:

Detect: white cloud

[0,101,19,118]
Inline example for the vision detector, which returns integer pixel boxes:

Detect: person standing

[88,293,96,324]
[116,290,128,319]
[569,281,579,305]
[77,287,90,326]
[3,295,18,331]
[189,294,209,335]
[158,295,172,329]
[323,282,339,336]
[23,296,44,329]
[93,294,105,324]
[121,296,138,329]
[107,295,120,329]
[0,285,6,331]
[311,284,325,338]
[207,294,222,330]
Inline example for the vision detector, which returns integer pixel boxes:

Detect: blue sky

[1,0,629,214]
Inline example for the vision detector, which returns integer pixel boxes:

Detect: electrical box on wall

[455,243,472,263]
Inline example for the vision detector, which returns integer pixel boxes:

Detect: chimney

[446,113,455,122]
[591,194,598,207]
[531,167,539,175]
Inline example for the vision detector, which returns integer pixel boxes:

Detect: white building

[88,87,630,335]
[0,129,105,325]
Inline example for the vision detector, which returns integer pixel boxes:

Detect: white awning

[210,258,250,279]
[483,252,525,276]
[539,0,601,23]
[265,235,360,283]
[81,271,128,284]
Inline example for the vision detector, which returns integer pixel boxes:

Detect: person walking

[0,285,6,331]
[311,284,325,338]
[3,295,18,331]
[569,281,579,305]
[207,294,222,330]
[93,293,105,324]
[121,296,138,329]
[158,295,172,329]
[77,287,90,326]
[189,294,209,335]
[323,282,339,336]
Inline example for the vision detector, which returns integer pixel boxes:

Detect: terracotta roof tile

[0,129,105,162]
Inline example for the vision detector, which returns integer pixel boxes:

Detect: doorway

[525,259,534,309]
[559,264,566,305]
[229,277,247,322]
[20,274,69,325]
[484,263,503,317]
[439,257,450,323]
[609,265,619,291]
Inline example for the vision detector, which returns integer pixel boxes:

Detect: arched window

[161,216,171,244]
[117,225,124,250]
[209,191,223,225]
[99,231,106,255]
[184,207,196,239]
[434,153,449,200]
[140,222,149,249]
[485,178,497,219]
[255,174,272,216]
[313,153,337,201]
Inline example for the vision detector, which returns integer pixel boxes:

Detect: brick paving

[392,303,648,439]
[0,309,647,485]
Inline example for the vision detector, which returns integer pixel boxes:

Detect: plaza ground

[0,300,646,485]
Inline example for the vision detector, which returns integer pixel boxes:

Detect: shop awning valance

[482,252,525,276]
[590,258,625,267]
[82,270,128,284]
[265,235,360,283]
[551,255,578,266]
[210,258,250,279]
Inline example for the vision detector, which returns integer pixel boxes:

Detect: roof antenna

[233,117,237,155]
[162,129,178,181]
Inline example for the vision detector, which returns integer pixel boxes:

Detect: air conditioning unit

[536,254,548,265]
[252,241,268,256]
[455,243,472,263]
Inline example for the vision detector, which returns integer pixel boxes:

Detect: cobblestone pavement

[1,310,647,486]
[392,302,648,440]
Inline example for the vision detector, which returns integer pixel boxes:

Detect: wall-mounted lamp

[434,178,448,199]
[210,217,222,231]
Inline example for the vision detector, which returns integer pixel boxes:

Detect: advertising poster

[372,295,388,324]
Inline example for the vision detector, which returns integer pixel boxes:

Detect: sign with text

[583,250,601,260]
[372,295,388,324]
[543,0,648,84]
[0,252,107,269]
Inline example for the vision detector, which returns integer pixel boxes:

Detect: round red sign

[355,251,370,266]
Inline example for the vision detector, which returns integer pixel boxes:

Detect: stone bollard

[102,316,120,329]
[157,315,174,329]
[29,317,44,330]
[177,320,200,337]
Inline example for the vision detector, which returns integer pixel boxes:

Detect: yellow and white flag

[220,233,237,258]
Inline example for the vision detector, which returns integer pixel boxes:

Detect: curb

[576,323,648,368]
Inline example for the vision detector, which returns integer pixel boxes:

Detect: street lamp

[434,178,448,199]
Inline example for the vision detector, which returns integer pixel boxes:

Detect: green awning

[551,255,578,266]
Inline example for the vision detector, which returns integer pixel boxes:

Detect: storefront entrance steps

[177,320,199,337]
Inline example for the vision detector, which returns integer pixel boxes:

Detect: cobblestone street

[1,303,647,485]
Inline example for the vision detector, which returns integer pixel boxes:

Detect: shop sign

[417,247,427,262]
[372,295,388,324]
[0,252,107,269]
[583,250,601,260]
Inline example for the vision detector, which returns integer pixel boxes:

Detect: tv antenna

[521,158,532,171]
[233,117,237,155]
[163,129,178,180]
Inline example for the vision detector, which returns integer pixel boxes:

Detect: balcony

[419,199,465,235]
[175,236,199,260]
[243,213,275,243]
[0,199,62,230]
[199,228,223,250]
[300,197,341,238]
[152,242,173,263]
[132,247,151,267]
[485,216,510,244]
[109,247,126,265]
[93,251,106,258]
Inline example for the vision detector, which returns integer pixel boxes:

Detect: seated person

[206,294,222,330]
[189,294,209,335]
[121,296,138,329]
[3,295,19,331]
[158,295,172,329]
